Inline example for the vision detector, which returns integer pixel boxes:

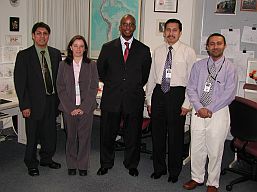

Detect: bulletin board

[199,0,257,97]
[200,0,257,56]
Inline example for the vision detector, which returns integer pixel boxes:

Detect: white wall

[0,0,196,52]
[0,0,28,48]
[143,0,195,51]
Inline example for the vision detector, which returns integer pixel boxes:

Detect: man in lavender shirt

[183,33,237,192]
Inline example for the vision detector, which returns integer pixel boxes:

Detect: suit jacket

[56,60,99,115]
[14,45,62,119]
[97,38,152,113]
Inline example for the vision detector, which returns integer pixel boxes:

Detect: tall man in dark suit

[97,14,152,177]
[14,22,62,176]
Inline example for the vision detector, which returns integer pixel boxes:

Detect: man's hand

[22,109,31,118]
[180,107,190,116]
[71,109,84,116]
[196,108,212,118]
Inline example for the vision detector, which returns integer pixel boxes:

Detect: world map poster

[89,0,141,59]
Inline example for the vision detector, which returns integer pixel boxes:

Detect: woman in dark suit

[56,35,99,176]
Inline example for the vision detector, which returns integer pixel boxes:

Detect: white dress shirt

[146,40,196,109]
[73,59,82,105]
[120,36,133,54]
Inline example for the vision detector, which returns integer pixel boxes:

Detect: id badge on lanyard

[75,84,80,96]
[166,68,171,79]
[203,82,212,92]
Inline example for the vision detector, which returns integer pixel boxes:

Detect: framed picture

[240,0,257,11]
[89,0,142,59]
[9,17,19,32]
[156,20,166,35]
[246,59,257,86]
[154,0,178,13]
[9,0,20,7]
[215,0,237,15]
[5,35,22,46]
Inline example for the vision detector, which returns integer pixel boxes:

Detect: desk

[0,97,26,144]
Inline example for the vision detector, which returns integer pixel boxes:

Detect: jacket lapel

[114,39,126,64]
[31,46,44,80]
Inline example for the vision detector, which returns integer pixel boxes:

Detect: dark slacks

[100,109,143,169]
[24,95,57,169]
[63,112,93,170]
[151,85,186,177]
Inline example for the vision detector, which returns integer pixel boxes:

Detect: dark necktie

[200,63,216,106]
[124,42,129,62]
[161,46,172,93]
[40,50,53,95]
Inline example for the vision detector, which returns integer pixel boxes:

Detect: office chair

[222,96,257,191]
[115,117,152,155]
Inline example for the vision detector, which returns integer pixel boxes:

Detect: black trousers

[99,109,143,169]
[151,85,186,177]
[24,95,57,169]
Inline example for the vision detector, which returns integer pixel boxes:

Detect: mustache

[166,35,175,38]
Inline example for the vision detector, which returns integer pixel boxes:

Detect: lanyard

[207,57,225,81]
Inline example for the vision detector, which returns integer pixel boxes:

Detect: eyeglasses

[121,23,135,27]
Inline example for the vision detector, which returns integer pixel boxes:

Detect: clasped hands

[71,108,84,116]
[195,108,212,118]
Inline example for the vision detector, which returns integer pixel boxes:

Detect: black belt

[155,84,185,89]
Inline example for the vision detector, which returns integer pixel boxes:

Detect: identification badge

[165,69,171,78]
[75,84,80,96]
[203,82,211,92]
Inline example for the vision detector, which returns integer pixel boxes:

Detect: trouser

[190,106,230,188]
[24,95,57,169]
[151,85,186,177]
[99,109,143,169]
[63,112,93,170]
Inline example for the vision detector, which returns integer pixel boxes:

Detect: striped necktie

[200,63,216,106]
[161,46,172,93]
[40,50,53,94]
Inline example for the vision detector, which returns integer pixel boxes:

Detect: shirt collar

[73,58,82,66]
[120,36,133,46]
[35,44,48,53]
[166,40,181,51]
[209,55,225,66]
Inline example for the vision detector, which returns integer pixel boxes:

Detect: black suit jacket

[14,45,62,119]
[97,38,152,113]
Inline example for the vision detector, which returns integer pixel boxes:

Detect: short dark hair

[32,22,51,34]
[120,14,136,26]
[65,35,91,64]
[164,19,182,31]
[206,33,226,46]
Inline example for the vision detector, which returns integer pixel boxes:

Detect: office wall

[193,0,257,56]
[0,0,195,52]
[143,0,195,50]
[0,0,28,48]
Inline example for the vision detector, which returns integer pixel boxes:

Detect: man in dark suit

[97,14,152,177]
[14,22,62,176]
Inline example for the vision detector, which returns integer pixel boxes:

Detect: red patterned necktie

[124,42,129,62]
